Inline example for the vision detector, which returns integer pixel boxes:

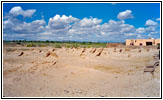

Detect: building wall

[155,39,160,45]
[126,39,132,45]
[126,39,160,46]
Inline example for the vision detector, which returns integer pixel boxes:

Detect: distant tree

[82,42,86,44]
[89,42,92,44]
[46,40,49,43]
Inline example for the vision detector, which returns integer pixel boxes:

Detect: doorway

[146,42,152,46]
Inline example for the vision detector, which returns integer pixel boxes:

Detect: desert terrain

[3,44,160,97]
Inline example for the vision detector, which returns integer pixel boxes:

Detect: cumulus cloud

[68,17,102,34]
[101,20,135,35]
[156,18,160,21]
[3,18,46,35]
[117,10,134,20]
[13,20,46,33]
[140,19,160,35]
[3,7,160,42]
[145,19,158,26]
[47,14,78,29]
[78,17,102,27]
[9,6,36,17]
[136,27,146,33]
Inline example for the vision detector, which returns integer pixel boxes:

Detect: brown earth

[3,46,160,97]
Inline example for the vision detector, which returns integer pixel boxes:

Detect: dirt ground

[3,46,160,97]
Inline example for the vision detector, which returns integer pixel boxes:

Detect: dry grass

[106,43,123,48]
[125,48,130,51]
[128,54,131,57]
[5,48,17,52]
[77,47,80,50]
[80,53,84,56]
[51,52,58,58]
[92,66,123,74]
[146,48,150,52]
[46,51,58,57]
[113,48,116,52]
[3,66,22,75]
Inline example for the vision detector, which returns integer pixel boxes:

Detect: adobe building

[126,39,160,46]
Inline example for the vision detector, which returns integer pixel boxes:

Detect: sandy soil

[3,46,160,97]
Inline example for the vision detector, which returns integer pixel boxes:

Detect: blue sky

[3,3,160,42]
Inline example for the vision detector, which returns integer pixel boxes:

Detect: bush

[38,44,46,47]
[16,42,21,45]
[55,44,62,48]
[87,46,91,48]
[26,43,36,47]
[73,44,79,48]
[65,45,71,48]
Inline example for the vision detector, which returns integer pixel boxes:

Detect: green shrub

[87,46,91,48]
[55,44,62,48]
[26,43,36,47]
[65,45,71,48]
[73,44,79,48]
[38,44,46,47]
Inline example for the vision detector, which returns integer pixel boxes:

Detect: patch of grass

[93,66,122,73]
[38,44,46,47]
[128,54,131,57]
[5,48,17,52]
[5,41,107,48]
[125,48,130,51]
[55,44,62,48]
[73,44,79,48]
[65,45,71,48]
[26,43,36,47]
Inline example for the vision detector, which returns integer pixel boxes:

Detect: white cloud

[117,10,134,20]
[156,18,160,21]
[101,31,105,35]
[3,12,160,42]
[47,14,78,29]
[4,19,46,35]
[9,6,36,17]
[145,19,158,26]
[111,3,116,5]
[101,20,135,34]
[3,19,14,29]
[125,33,136,36]
[137,34,142,38]
[135,19,159,34]
[68,17,102,35]
[136,27,146,33]
[79,17,102,27]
